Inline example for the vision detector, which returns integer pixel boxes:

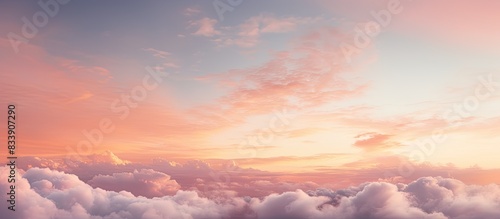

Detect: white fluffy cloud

[1,167,247,219]
[1,167,499,219]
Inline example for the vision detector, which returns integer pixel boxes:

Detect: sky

[1,0,500,218]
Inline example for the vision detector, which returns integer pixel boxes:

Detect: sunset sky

[1,1,500,218]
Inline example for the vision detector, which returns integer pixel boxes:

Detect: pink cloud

[197,26,367,121]
[353,132,399,150]
[191,17,221,37]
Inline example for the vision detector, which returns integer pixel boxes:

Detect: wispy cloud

[191,17,221,37]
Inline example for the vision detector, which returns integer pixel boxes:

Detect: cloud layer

[88,169,181,198]
[2,167,499,219]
